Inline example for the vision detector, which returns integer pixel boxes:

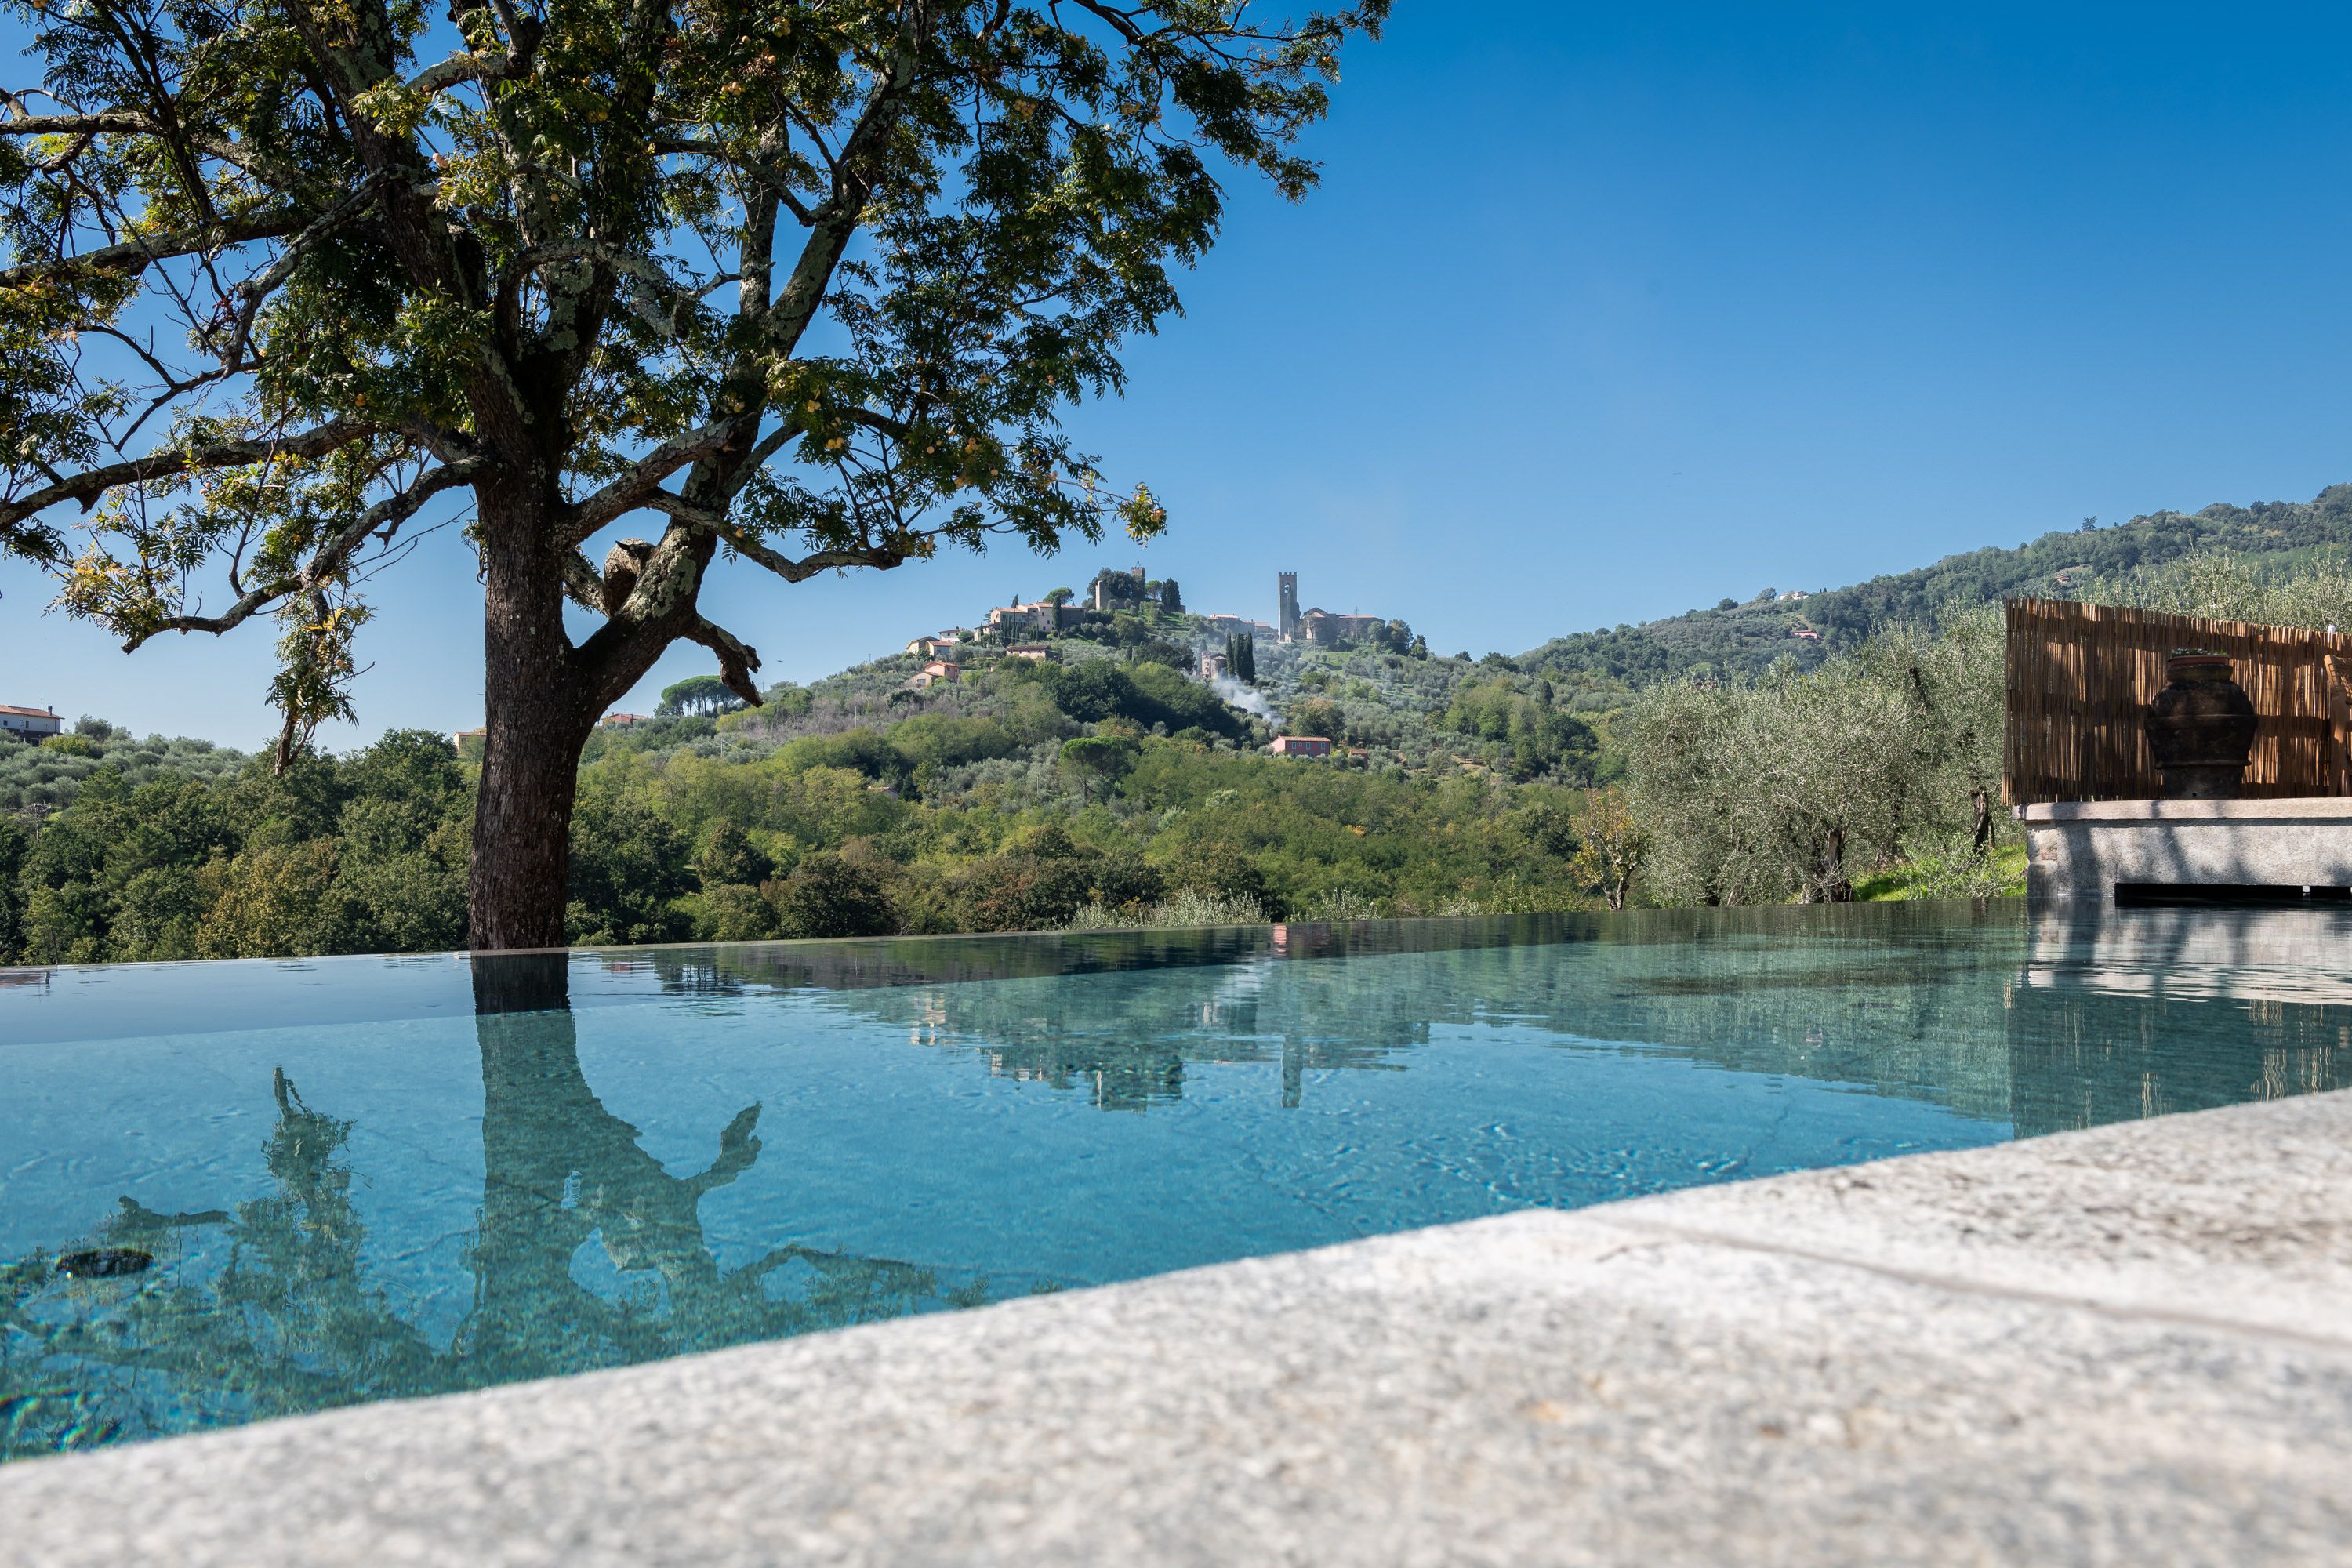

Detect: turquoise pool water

[5,902,2348,1459]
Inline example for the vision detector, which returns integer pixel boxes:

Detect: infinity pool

[5,902,2347,1459]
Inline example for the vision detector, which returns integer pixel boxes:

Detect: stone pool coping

[2016,794,2352,899]
[2016,796,2352,822]
[6,1091,2350,1566]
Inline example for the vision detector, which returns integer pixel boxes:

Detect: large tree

[0,0,1384,949]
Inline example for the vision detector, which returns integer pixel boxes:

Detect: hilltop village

[902,569,1421,695]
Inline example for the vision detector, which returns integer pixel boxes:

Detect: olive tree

[1624,608,2009,906]
[0,0,1385,947]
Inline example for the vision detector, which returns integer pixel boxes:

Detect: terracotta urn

[2143,652,2257,799]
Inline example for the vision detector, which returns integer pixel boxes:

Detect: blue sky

[8,1,2352,747]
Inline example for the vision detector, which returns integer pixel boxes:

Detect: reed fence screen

[2002,597,2352,804]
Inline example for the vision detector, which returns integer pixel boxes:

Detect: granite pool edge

[7,1089,2352,1566]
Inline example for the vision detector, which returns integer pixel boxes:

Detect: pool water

[5,902,2348,1459]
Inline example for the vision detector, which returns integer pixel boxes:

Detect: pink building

[1269,735,1333,758]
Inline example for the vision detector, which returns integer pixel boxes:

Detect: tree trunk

[470,494,596,952]
[1824,826,1855,903]
[1969,787,1992,858]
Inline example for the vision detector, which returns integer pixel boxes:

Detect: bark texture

[470,492,597,952]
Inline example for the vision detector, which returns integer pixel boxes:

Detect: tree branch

[651,136,816,226]
[763,13,928,354]
[562,419,750,543]
[561,547,608,612]
[126,457,484,648]
[408,36,538,96]
[682,614,763,706]
[0,212,303,290]
[0,109,155,136]
[720,530,904,583]
[216,175,390,365]
[0,419,378,539]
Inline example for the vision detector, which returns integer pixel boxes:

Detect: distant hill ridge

[1518,485,2352,690]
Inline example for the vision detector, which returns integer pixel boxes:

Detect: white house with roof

[0,705,62,742]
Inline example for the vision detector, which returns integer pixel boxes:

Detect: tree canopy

[656,673,743,717]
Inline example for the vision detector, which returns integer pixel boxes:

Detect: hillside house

[1300,608,1386,647]
[0,705,62,742]
[1006,644,1052,661]
[906,632,967,657]
[988,601,1076,635]
[908,659,962,691]
[1200,652,1229,680]
[1199,613,1278,640]
[601,712,649,728]
[1269,735,1333,759]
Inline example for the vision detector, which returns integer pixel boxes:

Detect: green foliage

[1127,638,1193,671]
[0,816,24,957]
[1853,843,2027,902]
[8,731,468,962]
[693,822,775,888]
[1566,787,1642,912]
[766,852,897,940]
[658,676,746,719]
[1522,485,2352,695]
[567,790,695,946]
[2079,547,2352,630]
[1287,696,1345,739]
[1067,887,1266,929]
[0,727,247,815]
[1044,659,1244,739]
[1623,607,2008,906]
[1439,683,1598,781]
[1058,735,1136,804]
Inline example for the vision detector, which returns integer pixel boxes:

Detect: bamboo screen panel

[2002,597,2352,805]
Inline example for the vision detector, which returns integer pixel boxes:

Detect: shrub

[764,854,898,938]
[1065,888,1269,929]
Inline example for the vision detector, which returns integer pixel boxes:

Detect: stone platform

[5,1090,2350,1566]
[2020,794,2352,901]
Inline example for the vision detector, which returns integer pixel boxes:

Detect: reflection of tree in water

[1,957,970,1462]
